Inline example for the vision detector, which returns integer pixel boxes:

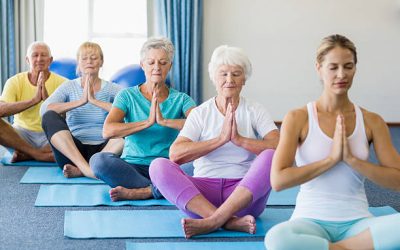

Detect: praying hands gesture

[33,72,49,104]
[218,102,242,145]
[329,115,355,166]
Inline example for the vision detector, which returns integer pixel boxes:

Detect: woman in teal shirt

[90,37,195,201]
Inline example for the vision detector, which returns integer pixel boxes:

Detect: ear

[315,62,323,78]
[25,56,30,65]
[140,61,144,70]
[49,56,53,64]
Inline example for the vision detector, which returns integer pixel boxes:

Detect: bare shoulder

[361,108,386,129]
[283,106,308,127]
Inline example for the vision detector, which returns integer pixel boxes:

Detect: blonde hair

[76,42,104,75]
[317,34,357,64]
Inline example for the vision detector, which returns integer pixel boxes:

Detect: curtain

[155,0,203,104]
[0,0,16,92]
[14,0,44,72]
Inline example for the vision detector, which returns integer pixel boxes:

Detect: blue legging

[265,213,400,250]
[90,152,163,199]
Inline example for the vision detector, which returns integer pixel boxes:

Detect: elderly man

[0,41,66,162]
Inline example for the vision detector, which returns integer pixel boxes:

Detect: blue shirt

[113,85,196,165]
[41,78,122,144]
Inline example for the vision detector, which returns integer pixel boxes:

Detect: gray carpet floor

[0,127,399,250]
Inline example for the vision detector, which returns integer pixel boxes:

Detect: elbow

[102,124,114,139]
[169,146,185,164]
[270,173,286,192]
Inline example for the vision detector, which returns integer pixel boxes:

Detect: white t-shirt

[179,96,277,178]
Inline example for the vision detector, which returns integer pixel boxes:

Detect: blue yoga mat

[126,241,265,250]
[20,167,104,184]
[267,187,299,205]
[1,154,58,167]
[64,206,397,239]
[35,184,171,206]
[35,184,297,207]
[64,208,294,239]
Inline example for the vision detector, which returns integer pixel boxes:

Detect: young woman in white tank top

[265,34,400,250]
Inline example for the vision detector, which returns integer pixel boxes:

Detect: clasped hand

[219,102,241,145]
[330,114,355,165]
[33,71,49,103]
[147,84,165,126]
[81,74,96,104]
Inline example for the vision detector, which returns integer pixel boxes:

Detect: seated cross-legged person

[265,34,400,250]
[149,45,280,238]
[0,41,66,162]
[40,42,123,179]
[90,37,196,201]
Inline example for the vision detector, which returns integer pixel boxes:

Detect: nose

[337,67,346,78]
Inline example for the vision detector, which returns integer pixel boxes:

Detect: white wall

[203,0,400,122]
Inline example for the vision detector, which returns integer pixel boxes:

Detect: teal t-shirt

[113,85,196,165]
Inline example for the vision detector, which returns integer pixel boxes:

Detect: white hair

[208,45,252,83]
[140,37,174,62]
[26,41,52,57]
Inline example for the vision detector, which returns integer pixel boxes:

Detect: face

[78,49,103,76]
[214,64,245,98]
[26,45,53,73]
[317,46,356,95]
[141,49,172,84]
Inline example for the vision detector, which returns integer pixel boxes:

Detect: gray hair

[140,37,174,63]
[26,41,52,57]
[208,45,252,83]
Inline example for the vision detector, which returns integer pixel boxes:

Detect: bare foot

[11,151,32,162]
[32,150,55,162]
[181,217,220,239]
[63,164,84,178]
[109,186,152,201]
[223,215,256,234]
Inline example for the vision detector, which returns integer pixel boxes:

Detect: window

[43,0,147,79]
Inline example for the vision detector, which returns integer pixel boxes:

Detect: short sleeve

[0,78,18,103]
[254,104,278,138]
[112,89,129,114]
[181,93,196,116]
[178,107,203,142]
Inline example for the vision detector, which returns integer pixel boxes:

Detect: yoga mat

[1,154,58,167]
[64,208,293,239]
[267,187,299,205]
[20,167,104,184]
[35,184,172,206]
[64,206,397,239]
[126,241,265,250]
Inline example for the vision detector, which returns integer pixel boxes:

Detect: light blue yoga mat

[64,208,294,239]
[36,184,297,207]
[20,167,104,184]
[64,206,397,239]
[1,154,58,167]
[267,187,299,205]
[35,184,171,206]
[126,241,265,250]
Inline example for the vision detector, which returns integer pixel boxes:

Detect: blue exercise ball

[110,64,146,88]
[49,58,78,80]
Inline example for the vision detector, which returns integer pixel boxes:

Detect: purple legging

[149,149,274,219]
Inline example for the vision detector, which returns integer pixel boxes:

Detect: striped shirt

[40,78,122,144]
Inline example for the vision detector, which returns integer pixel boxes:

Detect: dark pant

[42,110,107,168]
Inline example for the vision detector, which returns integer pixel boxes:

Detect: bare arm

[156,106,194,130]
[230,113,279,154]
[344,112,400,191]
[271,109,342,191]
[102,95,157,139]
[0,98,40,117]
[169,104,234,164]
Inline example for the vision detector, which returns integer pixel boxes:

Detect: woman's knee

[90,152,114,176]
[265,222,295,250]
[149,158,179,183]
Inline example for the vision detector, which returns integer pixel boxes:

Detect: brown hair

[316,34,357,64]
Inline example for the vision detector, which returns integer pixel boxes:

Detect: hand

[219,102,233,144]
[230,110,242,146]
[147,92,157,126]
[155,102,165,126]
[38,72,49,100]
[329,115,344,164]
[32,77,43,104]
[87,75,96,103]
[81,75,89,105]
[342,118,355,164]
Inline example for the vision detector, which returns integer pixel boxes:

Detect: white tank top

[292,102,372,221]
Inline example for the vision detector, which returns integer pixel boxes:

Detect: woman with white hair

[90,37,196,201]
[149,45,280,238]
